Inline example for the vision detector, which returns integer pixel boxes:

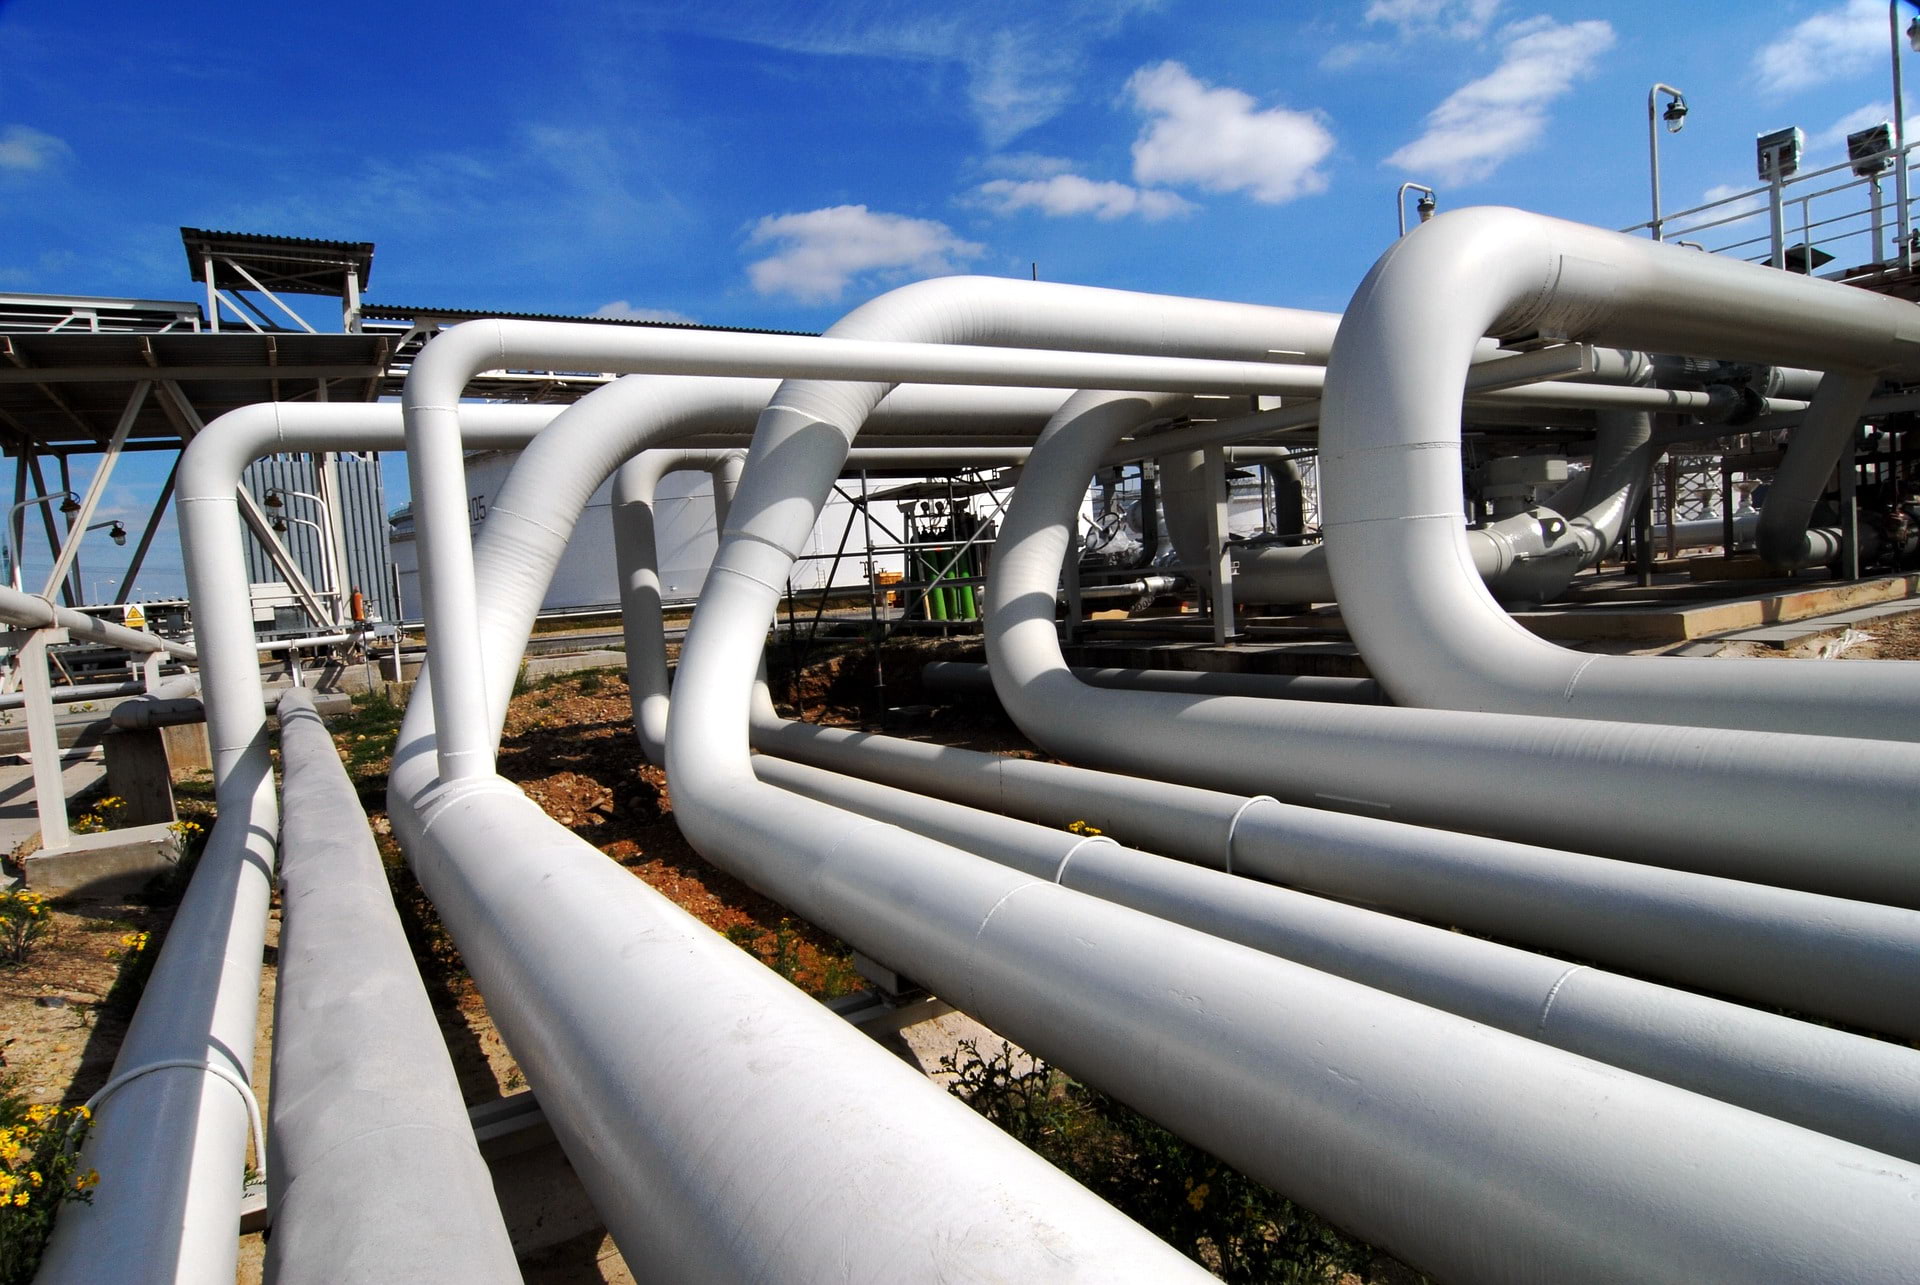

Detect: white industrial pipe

[751,752,1920,1164]
[0,583,195,660]
[747,716,1920,1036]
[981,390,1920,906]
[138,400,1197,1281]
[592,281,1920,1281]
[34,404,564,1285]
[400,311,1343,781]
[1754,371,1878,569]
[605,453,1920,1038]
[1319,206,1920,738]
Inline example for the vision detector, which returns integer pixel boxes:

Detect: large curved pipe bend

[983,390,1920,905]
[37,404,561,1284]
[402,313,1342,781]
[1320,206,1920,739]
[451,354,1920,1279]
[1754,370,1877,569]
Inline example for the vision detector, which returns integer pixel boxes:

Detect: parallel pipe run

[922,660,1385,705]
[751,752,1920,1165]
[36,403,563,1285]
[400,307,1345,780]
[573,280,1920,1281]
[747,717,1920,1038]
[981,389,1920,907]
[0,583,195,660]
[147,400,1199,1281]
[1754,371,1877,569]
[1318,206,1920,739]
[269,688,519,1284]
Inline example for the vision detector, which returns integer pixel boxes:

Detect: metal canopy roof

[0,331,390,453]
[360,302,815,338]
[0,293,204,336]
[181,228,375,296]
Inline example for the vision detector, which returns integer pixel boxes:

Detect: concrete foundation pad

[23,822,183,899]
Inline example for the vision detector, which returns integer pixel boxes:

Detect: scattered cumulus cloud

[1365,0,1503,41]
[1386,18,1614,185]
[1806,99,1911,155]
[980,153,1078,179]
[1320,41,1392,72]
[1126,62,1335,204]
[745,205,984,303]
[0,125,70,172]
[592,300,696,324]
[1756,0,1887,94]
[971,174,1196,221]
[617,1,1163,148]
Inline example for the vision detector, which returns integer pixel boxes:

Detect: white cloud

[980,152,1077,179]
[591,300,696,324]
[744,205,984,303]
[1320,41,1392,72]
[971,174,1196,221]
[1365,0,1503,41]
[0,125,70,172]
[1700,183,1769,219]
[1386,18,1614,185]
[615,1,1163,148]
[1126,62,1335,204]
[1756,0,1886,94]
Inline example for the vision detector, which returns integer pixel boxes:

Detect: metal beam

[40,381,147,600]
[0,363,388,384]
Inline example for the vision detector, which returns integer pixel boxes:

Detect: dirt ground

[1710,606,1920,660]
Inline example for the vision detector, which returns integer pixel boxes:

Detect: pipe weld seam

[966,879,1049,1009]
[706,561,789,598]
[407,403,465,416]
[1562,654,1601,703]
[720,527,807,562]
[1322,511,1470,530]
[1535,965,1589,1037]
[1053,834,1118,884]
[80,1058,266,1182]
[1223,795,1279,875]
[487,505,573,543]
[1323,440,1460,462]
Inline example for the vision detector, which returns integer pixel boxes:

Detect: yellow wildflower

[12,1191,27,1206]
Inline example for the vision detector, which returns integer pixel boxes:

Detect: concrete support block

[160,720,213,774]
[103,728,176,826]
[22,822,182,899]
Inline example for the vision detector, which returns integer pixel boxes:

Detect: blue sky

[0,0,1911,594]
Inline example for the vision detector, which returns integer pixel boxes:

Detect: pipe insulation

[269,687,519,1284]
[922,660,1384,705]
[606,462,1920,1038]
[145,399,1193,1280]
[0,583,195,660]
[746,718,1920,1038]
[541,280,1920,1282]
[35,404,565,1284]
[751,752,1920,1164]
[1754,371,1877,569]
[1318,206,1920,738]
[982,389,1920,907]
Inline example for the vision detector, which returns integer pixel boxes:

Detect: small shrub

[0,893,52,966]
[69,796,127,836]
[0,1087,96,1284]
[940,1040,1380,1283]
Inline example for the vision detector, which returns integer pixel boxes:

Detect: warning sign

[122,604,146,631]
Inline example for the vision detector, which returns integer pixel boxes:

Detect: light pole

[1890,2,1919,266]
[268,513,337,598]
[265,488,342,617]
[5,491,80,592]
[1648,83,1688,241]
[1396,182,1437,237]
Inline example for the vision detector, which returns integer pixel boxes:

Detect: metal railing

[1622,142,1919,280]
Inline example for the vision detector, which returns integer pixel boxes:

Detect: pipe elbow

[403,319,507,411]
[179,403,284,502]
